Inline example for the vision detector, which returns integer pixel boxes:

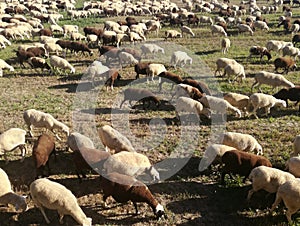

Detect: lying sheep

[33,134,56,178]
[285,156,300,177]
[211,25,227,37]
[170,51,192,69]
[67,132,95,152]
[252,71,295,92]
[220,132,263,155]
[0,128,27,163]
[102,151,160,182]
[99,172,165,219]
[248,93,287,119]
[223,62,246,83]
[247,166,295,201]
[23,109,69,141]
[98,125,135,153]
[30,178,92,225]
[270,179,300,223]
[223,92,250,116]
[0,168,27,212]
[215,58,237,76]
[221,150,272,184]
[221,37,231,54]
[292,135,300,157]
[50,55,75,75]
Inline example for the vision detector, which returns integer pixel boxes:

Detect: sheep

[28,57,51,72]
[253,21,269,31]
[120,88,160,109]
[101,69,121,91]
[16,49,35,68]
[282,46,300,60]
[62,24,78,37]
[199,95,242,119]
[285,156,300,177]
[237,24,254,35]
[180,25,195,37]
[170,51,192,69]
[87,34,99,47]
[290,24,300,34]
[27,47,48,58]
[223,62,246,83]
[0,128,27,163]
[221,37,230,54]
[248,93,287,119]
[211,24,227,37]
[50,24,64,34]
[0,168,27,212]
[99,172,165,218]
[0,59,14,76]
[199,16,213,26]
[102,151,160,182]
[84,60,110,87]
[215,58,238,76]
[134,62,150,79]
[165,29,182,40]
[221,150,272,184]
[116,33,129,47]
[182,79,212,95]
[146,63,166,82]
[98,125,135,153]
[33,134,56,178]
[71,32,87,41]
[50,55,75,75]
[173,84,204,101]
[270,179,300,223]
[251,71,295,92]
[274,57,297,74]
[30,178,92,225]
[223,92,250,115]
[128,31,144,43]
[44,43,63,55]
[248,46,272,61]
[0,34,11,48]
[158,72,183,92]
[121,48,141,62]
[292,34,300,46]
[69,42,93,56]
[23,109,69,141]
[273,87,300,111]
[140,43,164,57]
[67,132,95,152]
[220,132,263,155]
[266,40,293,53]
[247,166,295,200]
[118,51,138,67]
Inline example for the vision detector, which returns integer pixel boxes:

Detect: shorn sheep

[98,125,135,153]
[103,151,160,182]
[270,179,300,223]
[0,168,27,212]
[248,93,287,119]
[170,51,192,69]
[99,172,165,219]
[0,128,27,163]
[220,132,263,155]
[285,156,300,177]
[23,109,69,141]
[30,178,92,225]
[221,37,231,54]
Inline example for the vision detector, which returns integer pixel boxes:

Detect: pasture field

[0,0,300,225]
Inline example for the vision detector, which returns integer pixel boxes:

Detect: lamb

[221,150,272,184]
[248,93,287,119]
[221,37,230,54]
[33,134,56,178]
[273,87,300,111]
[180,25,195,37]
[98,125,135,153]
[140,43,164,57]
[28,57,51,72]
[99,172,165,219]
[23,109,69,141]
[158,71,183,92]
[0,168,27,212]
[237,24,254,35]
[165,29,182,40]
[270,179,300,222]
[30,178,92,225]
[170,51,192,69]
[134,62,151,79]
[219,132,263,155]
[253,21,269,31]
[102,151,160,181]
[67,132,95,152]
[223,92,250,115]
[50,55,75,75]
[0,127,26,164]
[223,62,246,83]
[285,156,300,177]
[0,59,14,76]
[118,51,138,67]
[248,46,272,61]
[215,58,238,76]
[120,88,160,109]
[211,24,227,37]
[247,166,295,200]
[251,71,295,92]
[293,135,300,156]
[282,46,300,60]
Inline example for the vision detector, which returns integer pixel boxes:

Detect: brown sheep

[38,29,52,37]
[27,47,48,58]
[83,27,103,38]
[103,69,121,90]
[274,57,297,74]
[16,49,35,68]
[70,41,93,56]
[134,62,151,79]
[158,71,183,91]
[182,78,212,95]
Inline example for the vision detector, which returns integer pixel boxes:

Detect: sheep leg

[251,81,259,92]
[19,144,26,162]
[119,99,126,108]
[247,189,255,201]
[269,195,282,214]
[133,202,140,215]
[39,207,51,224]
[4,152,8,165]
[286,208,297,223]
[59,213,64,224]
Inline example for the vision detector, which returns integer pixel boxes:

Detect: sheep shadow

[49,82,93,93]
[195,50,219,55]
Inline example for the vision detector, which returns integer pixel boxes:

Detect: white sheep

[0,168,27,212]
[223,92,250,116]
[251,71,295,92]
[98,125,135,153]
[0,59,14,76]
[30,178,92,225]
[146,63,166,82]
[44,43,63,55]
[270,179,300,223]
[211,24,227,37]
[291,24,300,34]
[0,128,27,163]
[248,93,287,119]
[50,24,64,34]
[292,135,300,157]
[84,60,109,86]
[39,36,59,44]
[221,37,230,54]
[170,51,192,69]
[63,24,78,37]
[87,34,99,46]
[116,33,129,48]
[219,132,263,155]
[215,57,238,76]
[67,132,95,152]
[253,21,269,31]
[140,43,164,57]
[247,166,295,200]
[237,24,254,36]
[71,32,87,41]
[282,45,300,61]
[23,109,69,141]
[102,151,160,182]
[285,156,300,177]
[118,52,138,67]
[165,29,182,39]
[129,31,143,43]
[0,34,11,48]
[199,16,213,26]
[50,55,75,75]
[180,25,195,37]
[266,40,293,53]
[223,62,246,83]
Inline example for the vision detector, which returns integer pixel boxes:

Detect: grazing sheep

[165,29,182,40]
[253,21,269,31]
[23,109,69,141]
[0,128,27,163]
[170,51,192,69]
[248,93,287,118]
[120,88,160,109]
[199,16,213,26]
[71,32,87,41]
[211,24,227,37]
[30,178,92,225]
[282,46,300,60]
[266,40,293,53]
[84,60,109,86]
[223,92,250,115]
[44,43,63,55]
[180,25,195,37]
[251,71,295,92]
[28,57,51,72]
[221,150,272,184]
[0,59,14,76]
[215,58,238,76]
[173,84,204,101]
[0,168,27,212]
[0,35,11,48]
[248,46,272,61]
[247,166,295,200]
[270,179,300,223]
[273,87,300,110]
[118,52,138,67]
[99,172,165,218]
[223,62,246,83]
[67,132,95,152]
[33,134,56,178]
[237,24,254,35]
[103,151,160,181]
[98,125,135,153]
[50,55,75,75]
[62,24,79,37]
[292,34,300,46]
[182,79,212,95]
[102,69,121,91]
[220,132,263,155]
[221,38,231,54]
[291,24,300,34]
[134,62,151,79]
[285,156,300,177]
[140,44,164,57]
[158,71,183,91]
[146,63,166,82]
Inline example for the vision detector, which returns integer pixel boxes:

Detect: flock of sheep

[1,0,300,224]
